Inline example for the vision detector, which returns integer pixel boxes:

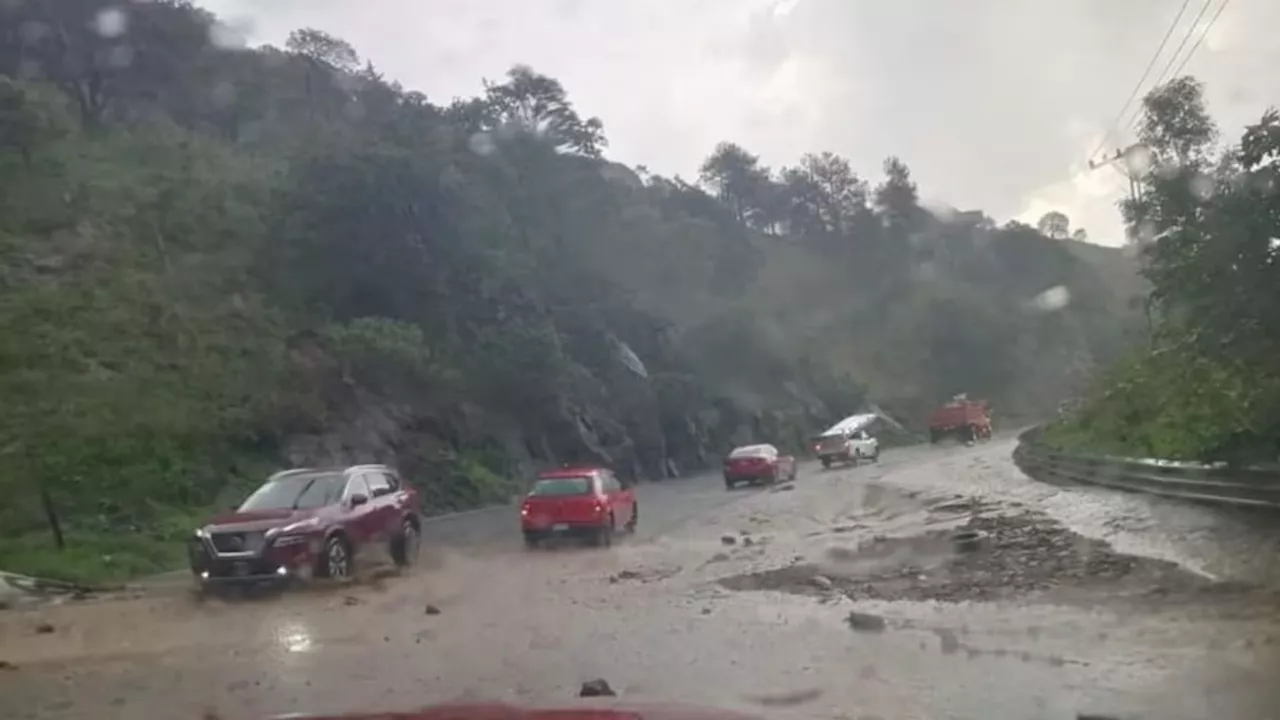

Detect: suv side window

[345,474,371,501]
[366,471,393,498]
[383,471,401,492]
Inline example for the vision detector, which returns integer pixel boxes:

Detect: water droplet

[468,132,497,156]
[93,7,128,38]
[1030,285,1071,312]
[1189,173,1214,200]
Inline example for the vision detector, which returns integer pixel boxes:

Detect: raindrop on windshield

[93,7,129,38]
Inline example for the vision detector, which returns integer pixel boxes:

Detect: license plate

[552,523,569,532]
[232,562,250,577]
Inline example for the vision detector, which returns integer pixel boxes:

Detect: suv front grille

[210,531,265,554]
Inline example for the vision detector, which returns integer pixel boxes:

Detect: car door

[853,430,877,457]
[602,471,632,526]
[341,473,378,560]
[363,470,400,548]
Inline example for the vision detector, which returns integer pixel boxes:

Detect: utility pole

[1088,143,1148,205]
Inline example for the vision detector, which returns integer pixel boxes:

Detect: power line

[1124,0,1220,130]
[1167,0,1232,88]
[1088,0,1193,163]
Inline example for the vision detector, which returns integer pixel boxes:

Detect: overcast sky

[203,0,1278,246]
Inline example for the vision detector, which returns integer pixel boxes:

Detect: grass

[0,508,207,587]
[0,531,188,587]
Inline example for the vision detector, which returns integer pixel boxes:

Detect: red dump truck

[927,396,992,443]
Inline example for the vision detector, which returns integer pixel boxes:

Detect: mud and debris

[845,611,887,633]
[578,679,616,697]
[745,687,823,707]
[719,510,1247,606]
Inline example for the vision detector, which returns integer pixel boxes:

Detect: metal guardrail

[1013,426,1280,509]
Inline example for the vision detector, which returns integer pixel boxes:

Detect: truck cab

[927,396,992,443]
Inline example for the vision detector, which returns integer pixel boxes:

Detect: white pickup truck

[812,413,880,468]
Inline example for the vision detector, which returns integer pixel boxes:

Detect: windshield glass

[238,472,346,511]
[729,445,774,459]
[529,477,593,496]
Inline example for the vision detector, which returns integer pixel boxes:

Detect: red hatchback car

[188,465,420,587]
[520,466,637,548]
[723,444,797,489]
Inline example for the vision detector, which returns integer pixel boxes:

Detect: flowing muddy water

[3,441,1280,719]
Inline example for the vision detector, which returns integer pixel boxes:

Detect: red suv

[520,467,637,548]
[188,465,420,587]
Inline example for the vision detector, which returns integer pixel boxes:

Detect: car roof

[267,465,396,482]
[728,444,776,457]
[537,466,605,480]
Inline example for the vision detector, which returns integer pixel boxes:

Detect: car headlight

[193,528,207,539]
[273,534,308,547]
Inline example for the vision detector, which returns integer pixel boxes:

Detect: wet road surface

[3,440,1280,720]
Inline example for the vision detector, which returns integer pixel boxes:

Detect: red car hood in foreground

[273,701,768,720]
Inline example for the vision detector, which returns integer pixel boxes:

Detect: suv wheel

[318,535,352,579]
[391,519,419,567]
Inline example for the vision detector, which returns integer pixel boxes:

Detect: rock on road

[3,439,1280,720]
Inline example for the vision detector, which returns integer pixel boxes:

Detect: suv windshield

[238,471,346,511]
[529,477,593,496]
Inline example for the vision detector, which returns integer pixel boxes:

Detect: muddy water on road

[3,443,1280,720]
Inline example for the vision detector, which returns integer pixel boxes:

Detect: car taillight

[520,504,531,515]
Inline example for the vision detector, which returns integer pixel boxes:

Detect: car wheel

[318,535,352,580]
[625,506,638,533]
[725,479,736,490]
[820,458,831,469]
[523,532,540,550]
[391,519,419,567]
[593,520,614,548]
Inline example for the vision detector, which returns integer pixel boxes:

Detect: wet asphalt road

[3,440,1280,720]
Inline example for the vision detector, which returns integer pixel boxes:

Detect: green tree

[1037,210,1070,240]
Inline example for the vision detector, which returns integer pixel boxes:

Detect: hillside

[0,0,1140,580]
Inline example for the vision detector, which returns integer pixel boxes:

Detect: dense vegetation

[1047,77,1280,465]
[0,0,1139,581]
